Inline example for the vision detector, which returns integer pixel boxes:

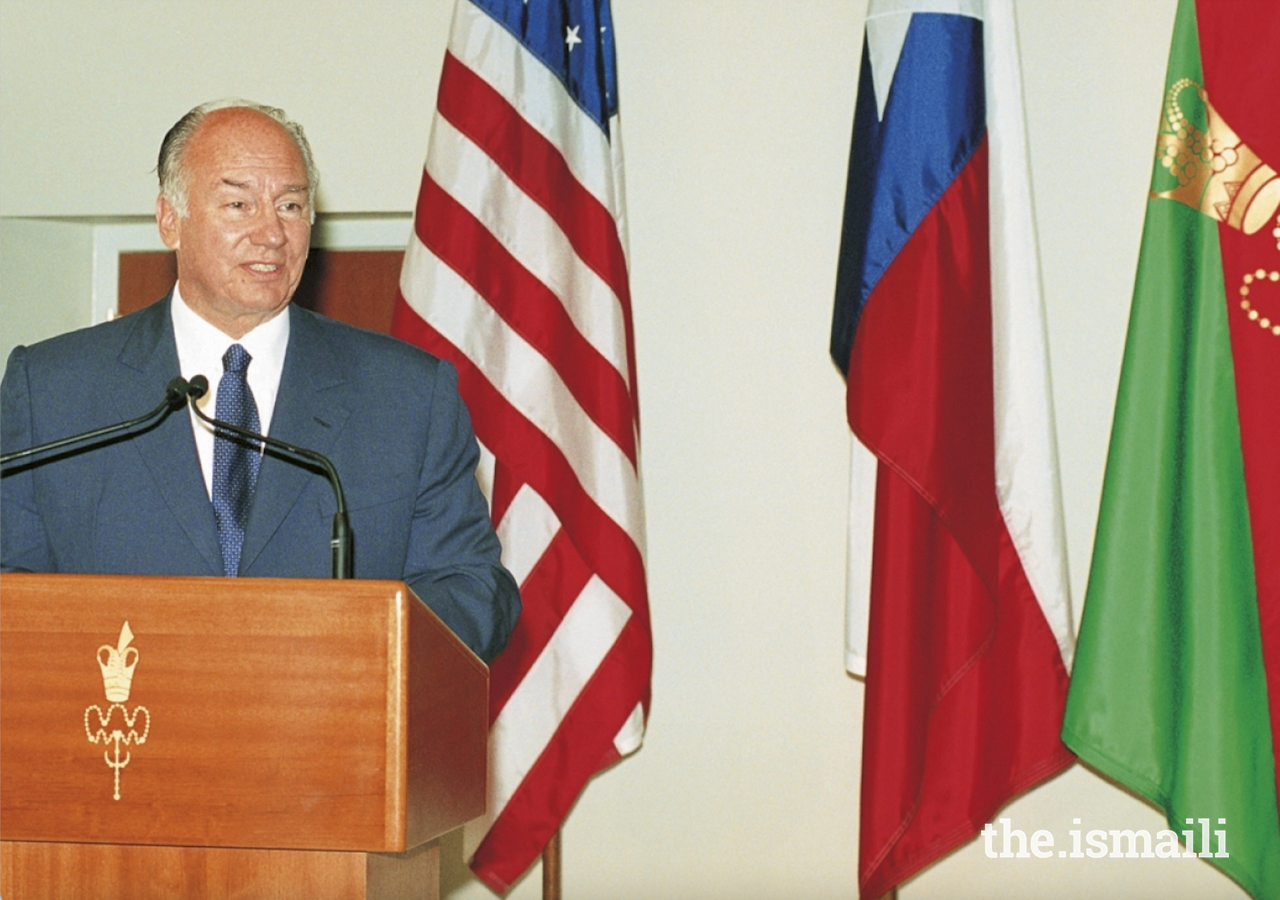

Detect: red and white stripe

[392,1,651,890]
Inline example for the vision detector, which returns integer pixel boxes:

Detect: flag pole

[542,828,562,900]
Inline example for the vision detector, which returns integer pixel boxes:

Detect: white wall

[0,1,1248,898]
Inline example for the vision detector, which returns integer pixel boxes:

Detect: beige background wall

[0,1,1247,897]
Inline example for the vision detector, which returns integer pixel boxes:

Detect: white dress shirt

[170,285,290,499]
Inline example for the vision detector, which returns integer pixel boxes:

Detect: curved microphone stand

[186,376,353,579]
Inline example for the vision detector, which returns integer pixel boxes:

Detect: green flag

[1062,0,1280,896]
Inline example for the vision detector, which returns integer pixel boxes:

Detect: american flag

[391,0,651,891]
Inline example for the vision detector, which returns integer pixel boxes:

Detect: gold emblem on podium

[84,622,151,800]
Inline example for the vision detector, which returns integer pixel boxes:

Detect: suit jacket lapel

[114,297,223,575]
[239,307,351,574]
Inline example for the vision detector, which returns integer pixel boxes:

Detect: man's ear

[156,196,181,250]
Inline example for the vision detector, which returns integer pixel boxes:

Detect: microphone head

[164,376,190,408]
[187,375,210,402]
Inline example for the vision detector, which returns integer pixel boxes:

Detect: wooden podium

[0,573,488,900]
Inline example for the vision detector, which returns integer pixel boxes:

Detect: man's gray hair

[157,98,320,220]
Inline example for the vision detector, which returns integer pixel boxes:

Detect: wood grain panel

[0,840,439,900]
[406,579,489,846]
[294,249,403,334]
[118,251,176,316]
[0,574,486,854]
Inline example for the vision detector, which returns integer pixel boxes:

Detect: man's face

[156,107,311,339]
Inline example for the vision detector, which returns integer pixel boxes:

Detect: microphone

[185,375,354,580]
[1,376,195,469]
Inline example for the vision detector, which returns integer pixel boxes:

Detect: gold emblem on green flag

[1153,78,1280,235]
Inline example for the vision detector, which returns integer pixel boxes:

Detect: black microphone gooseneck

[185,375,353,579]
[0,376,193,469]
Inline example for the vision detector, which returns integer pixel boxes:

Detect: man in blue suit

[0,99,519,663]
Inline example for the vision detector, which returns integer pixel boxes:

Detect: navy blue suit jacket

[0,298,518,662]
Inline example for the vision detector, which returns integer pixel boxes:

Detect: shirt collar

[169,284,291,430]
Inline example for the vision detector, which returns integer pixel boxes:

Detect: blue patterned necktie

[212,343,262,576]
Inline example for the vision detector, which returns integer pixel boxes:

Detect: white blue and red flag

[830,2,1075,895]
[392,0,650,891]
